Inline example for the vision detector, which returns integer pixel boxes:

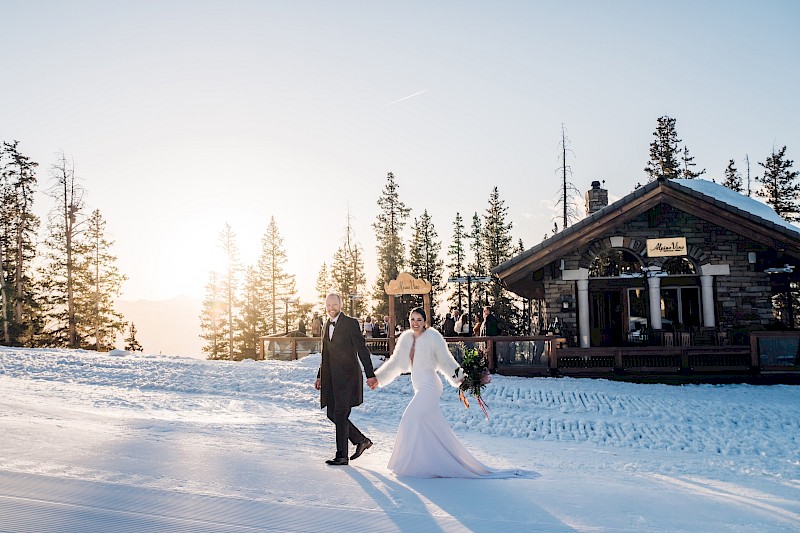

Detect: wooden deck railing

[258,336,390,361]
[258,331,800,379]
[553,345,754,376]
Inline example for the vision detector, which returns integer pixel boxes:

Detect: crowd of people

[304,306,502,340]
[308,313,393,338]
[442,306,500,338]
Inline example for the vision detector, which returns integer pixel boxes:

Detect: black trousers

[326,405,366,458]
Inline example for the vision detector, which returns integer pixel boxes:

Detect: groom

[314,293,377,466]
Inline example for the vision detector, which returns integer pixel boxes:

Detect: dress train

[387,360,493,478]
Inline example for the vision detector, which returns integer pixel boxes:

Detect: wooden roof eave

[499,187,666,286]
[499,180,800,288]
[659,187,800,256]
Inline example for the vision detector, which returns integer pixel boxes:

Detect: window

[628,288,648,332]
[661,287,701,328]
[589,249,643,278]
[662,257,696,275]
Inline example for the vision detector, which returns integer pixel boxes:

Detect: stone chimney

[585,180,608,215]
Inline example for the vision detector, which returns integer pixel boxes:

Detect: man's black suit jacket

[317,314,375,409]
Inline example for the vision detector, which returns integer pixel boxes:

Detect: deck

[258,331,800,382]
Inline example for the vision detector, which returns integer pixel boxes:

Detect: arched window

[661,257,696,275]
[589,249,643,277]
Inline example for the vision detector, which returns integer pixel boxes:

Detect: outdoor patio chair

[662,332,674,346]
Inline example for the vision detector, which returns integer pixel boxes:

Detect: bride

[373,307,495,478]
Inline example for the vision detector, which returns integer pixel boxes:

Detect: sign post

[384,272,433,354]
[283,298,298,334]
[348,293,362,316]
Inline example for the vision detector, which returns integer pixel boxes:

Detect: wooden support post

[384,272,433,358]
[388,294,396,356]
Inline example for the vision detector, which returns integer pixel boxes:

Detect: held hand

[366,377,378,390]
[314,378,321,390]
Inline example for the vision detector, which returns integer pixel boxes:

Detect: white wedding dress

[375,328,495,478]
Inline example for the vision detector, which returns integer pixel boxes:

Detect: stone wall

[541,203,775,336]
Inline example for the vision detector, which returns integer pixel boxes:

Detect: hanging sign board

[384,272,432,295]
[646,237,687,257]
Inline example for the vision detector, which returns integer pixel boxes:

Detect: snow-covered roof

[672,179,800,236]
[494,178,800,281]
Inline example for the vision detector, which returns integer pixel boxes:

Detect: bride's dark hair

[410,306,427,326]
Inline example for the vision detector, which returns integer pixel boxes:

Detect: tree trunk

[14,220,23,325]
[66,199,77,349]
[0,241,8,343]
[94,243,100,350]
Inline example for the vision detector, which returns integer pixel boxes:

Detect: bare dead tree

[744,154,752,197]
[554,124,582,230]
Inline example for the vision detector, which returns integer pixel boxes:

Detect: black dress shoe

[325,457,349,466]
[350,438,372,461]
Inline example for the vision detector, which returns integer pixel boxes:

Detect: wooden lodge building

[491,177,800,379]
[260,177,800,380]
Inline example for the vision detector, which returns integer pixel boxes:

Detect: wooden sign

[384,272,433,353]
[646,237,687,257]
[384,272,432,295]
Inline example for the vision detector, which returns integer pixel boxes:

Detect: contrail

[384,90,427,107]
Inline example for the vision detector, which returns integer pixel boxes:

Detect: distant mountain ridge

[116,295,203,358]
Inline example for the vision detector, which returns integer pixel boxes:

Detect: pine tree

[0,226,6,344]
[0,141,41,346]
[199,272,227,360]
[723,159,743,192]
[256,216,297,335]
[407,218,423,311]
[124,322,143,352]
[468,212,486,314]
[756,146,800,222]
[372,172,411,318]
[680,145,706,179]
[330,211,366,316]
[331,246,353,312]
[483,188,514,274]
[644,116,682,182]
[509,238,529,334]
[446,212,467,312]
[218,223,240,359]
[316,262,331,304]
[408,210,444,324]
[331,245,366,316]
[482,187,515,326]
[74,209,126,350]
[39,152,85,348]
[237,266,262,359]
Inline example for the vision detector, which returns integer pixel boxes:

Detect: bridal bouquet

[458,346,491,419]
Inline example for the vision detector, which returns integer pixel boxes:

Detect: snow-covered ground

[1,346,798,532]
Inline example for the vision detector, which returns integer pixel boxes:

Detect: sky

[2,1,799,306]
[1,346,798,531]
